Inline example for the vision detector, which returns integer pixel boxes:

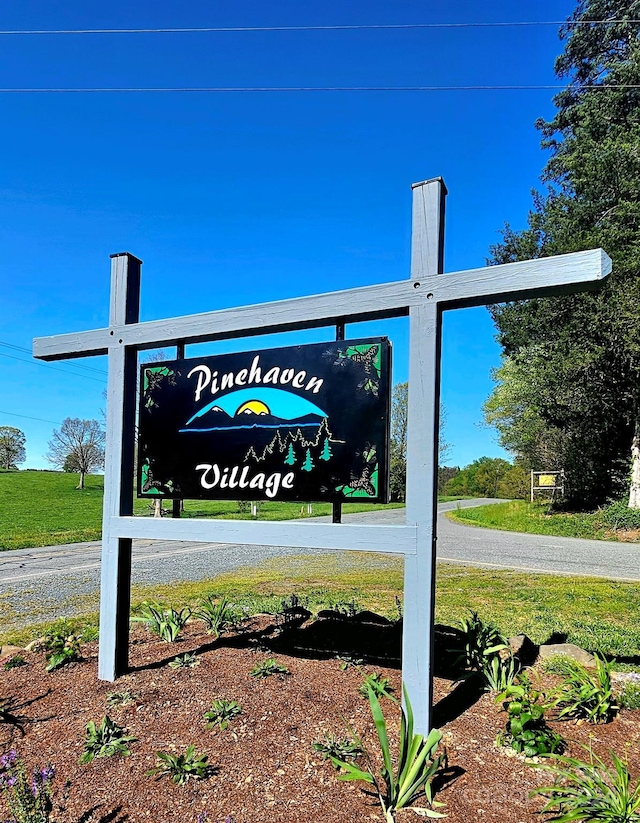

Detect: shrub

[600,499,640,532]
[331,684,445,821]
[546,654,618,724]
[79,715,136,764]
[532,747,640,822]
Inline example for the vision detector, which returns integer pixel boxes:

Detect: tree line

[483,0,640,510]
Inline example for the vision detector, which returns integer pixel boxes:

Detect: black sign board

[137,337,391,503]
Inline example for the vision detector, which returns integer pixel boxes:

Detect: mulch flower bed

[1,616,638,823]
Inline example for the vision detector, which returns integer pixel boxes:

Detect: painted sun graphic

[235,399,270,416]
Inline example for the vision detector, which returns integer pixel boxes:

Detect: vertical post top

[411,177,447,279]
[110,252,142,327]
[110,252,144,264]
[411,177,448,195]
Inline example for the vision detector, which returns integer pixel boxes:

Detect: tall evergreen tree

[486,0,640,507]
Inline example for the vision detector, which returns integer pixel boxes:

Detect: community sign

[137,338,391,503]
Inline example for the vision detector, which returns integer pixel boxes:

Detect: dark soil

[1,615,638,823]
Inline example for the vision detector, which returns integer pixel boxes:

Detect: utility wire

[0,21,637,35]
[0,409,61,425]
[0,341,107,375]
[0,351,107,383]
[0,84,638,93]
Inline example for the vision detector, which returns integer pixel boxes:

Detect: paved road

[1,499,638,631]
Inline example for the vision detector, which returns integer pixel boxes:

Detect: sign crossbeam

[32,179,611,734]
[33,248,610,361]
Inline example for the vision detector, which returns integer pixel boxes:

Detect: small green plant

[106,690,135,707]
[194,595,234,638]
[79,715,136,764]
[497,673,564,757]
[249,658,290,678]
[44,630,80,672]
[312,733,363,763]
[531,746,640,822]
[358,672,395,701]
[482,652,519,693]
[132,602,191,642]
[203,699,242,730]
[337,654,364,670]
[546,654,618,724]
[331,684,445,822]
[619,680,640,710]
[0,750,55,823]
[169,652,200,669]
[3,654,27,670]
[148,745,210,785]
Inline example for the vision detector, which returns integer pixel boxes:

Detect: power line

[0,340,107,375]
[0,351,107,383]
[0,21,637,35]
[0,84,638,93]
[0,409,61,425]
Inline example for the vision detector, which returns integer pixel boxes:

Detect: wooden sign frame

[33,178,611,733]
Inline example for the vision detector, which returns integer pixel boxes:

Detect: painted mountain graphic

[179,387,327,432]
[180,407,325,432]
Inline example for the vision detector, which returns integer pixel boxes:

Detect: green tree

[320,437,332,461]
[0,426,26,470]
[444,457,512,499]
[486,0,640,508]
[284,442,296,466]
[46,417,105,489]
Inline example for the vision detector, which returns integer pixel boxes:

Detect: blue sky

[0,0,575,469]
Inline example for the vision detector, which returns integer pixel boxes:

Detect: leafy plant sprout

[147,745,211,785]
[312,733,363,764]
[3,654,27,670]
[106,690,135,707]
[132,602,191,642]
[44,630,81,672]
[194,594,234,638]
[358,672,395,701]
[531,746,640,822]
[337,654,364,670]
[331,684,445,822]
[203,699,242,730]
[79,715,136,764]
[249,658,290,679]
[546,654,618,724]
[169,652,200,669]
[496,672,564,757]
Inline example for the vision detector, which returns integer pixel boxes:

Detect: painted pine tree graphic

[301,448,314,472]
[284,442,296,466]
[320,437,332,461]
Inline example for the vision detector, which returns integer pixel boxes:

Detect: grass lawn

[3,555,639,661]
[447,499,640,542]
[0,470,405,551]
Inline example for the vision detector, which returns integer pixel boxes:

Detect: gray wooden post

[403,178,447,733]
[172,340,186,519]
[332,321,345,524]
[98,253,142,681]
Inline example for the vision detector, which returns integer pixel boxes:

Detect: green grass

[447,500,640,542]
[0,470,405,551]
[3,556,639,660]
